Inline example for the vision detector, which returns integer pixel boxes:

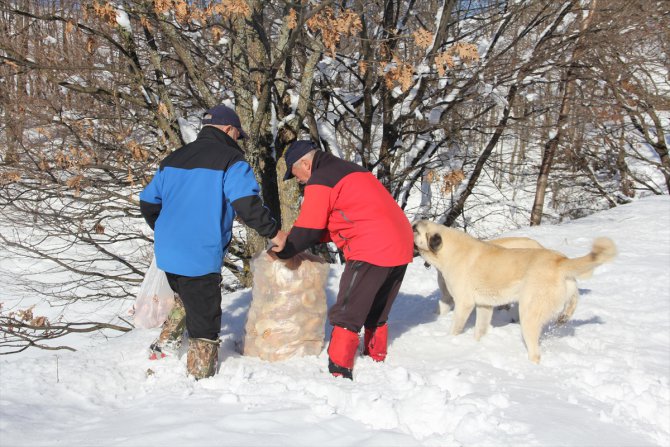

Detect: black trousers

[165,272,222,340]
[328,261,408,333]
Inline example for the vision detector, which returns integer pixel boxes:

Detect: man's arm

[140,201,162,230]
[139,169,162,230]
[273,183,331,258]
[230,195,279,239]
[225,161,282,240]
[273,226,326,258]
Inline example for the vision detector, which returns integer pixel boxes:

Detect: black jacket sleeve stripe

[231,195,279,239]
[140,200,162,230]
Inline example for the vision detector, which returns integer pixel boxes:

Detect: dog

[413,220,616,363]
[436,236,545,315]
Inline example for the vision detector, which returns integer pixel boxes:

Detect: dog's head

[412,220,444,263]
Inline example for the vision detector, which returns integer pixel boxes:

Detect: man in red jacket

[272,140,414,379]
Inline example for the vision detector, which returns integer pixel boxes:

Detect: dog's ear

[428,232,442,253]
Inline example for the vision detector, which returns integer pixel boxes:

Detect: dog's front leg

[437,300,453,315]
[474,305,494,340]
[436,272,454,315]
[451,299,474,335]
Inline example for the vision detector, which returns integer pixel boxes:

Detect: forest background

[0,0,668,349]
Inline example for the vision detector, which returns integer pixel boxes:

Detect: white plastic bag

[242,251,329,361]
[133,256,175,329]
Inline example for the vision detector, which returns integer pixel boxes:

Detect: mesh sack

[242,251,329,361]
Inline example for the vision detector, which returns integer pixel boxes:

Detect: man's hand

[269,230,288,253]
[265,248,301,270]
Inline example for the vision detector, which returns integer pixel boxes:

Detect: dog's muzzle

[412,223,421,257]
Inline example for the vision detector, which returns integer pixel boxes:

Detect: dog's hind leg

[520,293,559,363]
[557,281,579,325]
[518,295,552,364]
[519,314,543,363]
[474,305,494,340]
[451,299,474,335]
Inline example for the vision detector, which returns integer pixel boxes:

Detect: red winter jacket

[276,151,414,266]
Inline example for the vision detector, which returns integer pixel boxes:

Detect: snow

[115,7,132,33]
[1,196,669,446]
[177,117,198,144]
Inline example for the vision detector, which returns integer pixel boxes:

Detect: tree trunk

[530,0,596,225]
[444,84,518,226]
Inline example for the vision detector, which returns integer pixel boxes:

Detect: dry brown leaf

[211,0,251,19]
[92,1,117,27]
[66,175,84,194]
[286,8,297,30]
[453,42,479,63]
[154,0,171,15]
[157,102,170,118]
[443,169,465,193]
[434,52,454,76]
[174,0,189,23]
[140,16,153,32]
[16,306,35,322]
[0,172,21,185]
[307,7,361,57]
[358,60,367,76]
[211,27,224,43]
[383,60,414,92]
[86,37,96,54]
[31,316,49,327]
[128,141,149,161]
[413,28,433,49]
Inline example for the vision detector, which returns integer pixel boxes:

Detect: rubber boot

[186,337,220,380]
[149,294,186,360]
[327,326,360,380]
[363,323,388,362]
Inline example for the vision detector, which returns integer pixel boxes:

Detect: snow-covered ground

[1,196,669,446]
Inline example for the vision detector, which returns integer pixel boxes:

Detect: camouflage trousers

[149,294,187,360]
[187,337,220,380]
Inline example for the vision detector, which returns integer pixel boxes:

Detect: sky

[0,195,669,446]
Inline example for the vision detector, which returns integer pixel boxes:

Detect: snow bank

[1,196,668,446]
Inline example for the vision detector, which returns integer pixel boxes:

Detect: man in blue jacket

[140,104,287,379]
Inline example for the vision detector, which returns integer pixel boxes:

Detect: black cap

[202,105,248,139]
[283,140,318,180]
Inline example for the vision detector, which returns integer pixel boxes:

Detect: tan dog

[413,220,616,363]
[436,237,545,315]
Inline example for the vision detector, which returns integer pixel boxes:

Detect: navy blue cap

[202,105,248,139]
[283,140,318,180]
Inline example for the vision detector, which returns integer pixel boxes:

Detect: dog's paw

[528,353,541,364]
[556,314,570,325]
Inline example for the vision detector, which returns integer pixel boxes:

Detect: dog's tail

[559,237,617,279]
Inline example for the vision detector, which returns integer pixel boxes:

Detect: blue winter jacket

[139,126,278,276]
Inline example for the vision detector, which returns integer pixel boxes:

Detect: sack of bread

[242,251,329,361]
